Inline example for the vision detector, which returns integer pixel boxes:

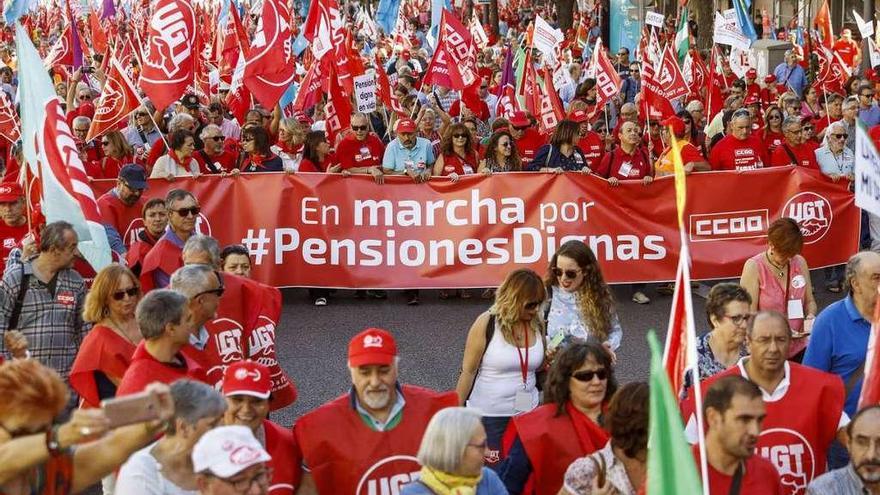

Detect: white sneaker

[632,292,650,304]
[314,297,328,306]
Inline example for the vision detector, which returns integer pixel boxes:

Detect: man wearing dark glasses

[140,189,201,291]
[337,113,386,184]
[508,111,546,163]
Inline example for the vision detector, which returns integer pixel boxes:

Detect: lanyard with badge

[514,323,532,412]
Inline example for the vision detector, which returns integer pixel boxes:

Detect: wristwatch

[45,425,61,455]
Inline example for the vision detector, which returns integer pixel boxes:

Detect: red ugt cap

[222,361,272,399]
[348,328,397,367]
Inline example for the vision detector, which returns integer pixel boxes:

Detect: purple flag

[101,0,116,20]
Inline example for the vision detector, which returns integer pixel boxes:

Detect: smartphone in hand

[101,391,161,429]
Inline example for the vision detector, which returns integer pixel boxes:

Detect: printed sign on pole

[354,73,377,113]
[645,11,664,28]
[855,121,880,217]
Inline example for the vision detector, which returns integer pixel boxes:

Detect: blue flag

[3,0,33,24]
[733,0,757,42]
[376,0,400,34]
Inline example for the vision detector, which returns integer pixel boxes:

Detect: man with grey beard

[292,328,457,495]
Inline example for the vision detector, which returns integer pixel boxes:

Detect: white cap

[192,425,271,478]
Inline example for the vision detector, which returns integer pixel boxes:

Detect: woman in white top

[115,380,226,495]
[150,129,201,180]
[544,240,622,360]
[455,268,547,470]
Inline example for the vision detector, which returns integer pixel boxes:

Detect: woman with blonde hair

[543,240,622,360]
[401,407,507,494]
[69,263,142,408]
[455,269,547,470]
[87,131,136,180]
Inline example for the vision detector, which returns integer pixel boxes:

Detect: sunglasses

[552,267,581,279]
[78,94,92,100]
[351,125,368,131]
[513,126,529,131]
[831,133,848,139]
[862,93,875,98]
[206,136,224,142]
[194,271,226,299]
[172,206,201,217]
[524,300,543,310]
[136,112,149,117]
[453,133,468,139]
[571,369,608,382]
[101,141,110,146]
[499,141,512,148]
[112,287,140,301]
[241,137,254,142]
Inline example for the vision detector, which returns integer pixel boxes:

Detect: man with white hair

[71,115,103,164]
[193,425,272,495]
[195,124,237,173]
[772,50,806,97]
[293,328,457,495]
[815,121,855,291]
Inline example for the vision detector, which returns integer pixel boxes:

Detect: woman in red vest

[88,131,137,180]
[69,263,142,408]
[498,340,614,495]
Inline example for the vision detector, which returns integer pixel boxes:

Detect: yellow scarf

[417,467,482,495]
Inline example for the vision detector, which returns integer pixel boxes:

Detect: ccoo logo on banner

[855,120,880,217]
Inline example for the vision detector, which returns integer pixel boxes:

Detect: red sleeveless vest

[512,404,609,495]
[264,419,299,495]
[139,236,182,291]
[293,385,458,495]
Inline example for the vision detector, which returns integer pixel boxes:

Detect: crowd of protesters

[0,0,879,494]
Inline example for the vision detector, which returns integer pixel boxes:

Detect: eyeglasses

[785,128,802,134]
[206,136,224,142]
[73,128,89,133]
[724,313,752,326]
[571,369,608,382]
[194,271,226,299]
[453,133,468,139]
[171,206,201,217]
[552,267,582,279]
[862,93,875,98]
[351,125,368,131]
[136,112,149,117]
[524,300,543,310]
[112,287,140,301]
[831,133,848,139]
[499,141,512,148]
[216,468,272,491]
[101,140,110,146]
[78,94,91,100]
[241,137,254,143]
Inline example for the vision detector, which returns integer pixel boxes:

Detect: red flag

[0,91,20,145]
[541,67,565,129]
[658,43,689,101]
[375,55,393,109]
[641,54,676,120]
[589,38,621,119]
[291,61,323,113]
[139,0,197,111]
[89,11,108,56]
[859,291,880,408]
[813,0,833,49]
[87,57,140,141]
[226,55,252,124]
[324,64,352,145]
[683,49,709,99]
[524,63,540,117]
[303,0,343,61]
[243,0,296,109]
[423,41,465,90]
[44,23,75,67]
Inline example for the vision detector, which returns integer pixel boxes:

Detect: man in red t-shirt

[570,109,604,171]
[709,110,768,170]
[508,111,546,163]
[116,289,208,396]
[697,375,784,494]
[221,361,300,494]
[97,164,147,255]
[194,124,238,173]
[744,69,761,100]
[335,113,386,184]
[595,121,653,184]
[769,117,819,169]
[0,182,29,262]
[833,29,861,70]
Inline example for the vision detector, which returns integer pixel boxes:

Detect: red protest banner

[92,168,858,289]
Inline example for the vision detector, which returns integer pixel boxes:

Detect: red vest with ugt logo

[184,273,297,410]
[97,191,145,247]
[682,362,845,495]
[293,385,458,495]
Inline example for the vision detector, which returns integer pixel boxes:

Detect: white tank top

[466,320,544,417]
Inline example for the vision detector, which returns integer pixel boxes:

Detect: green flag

[646,331,703,494]
[675,8,690,63]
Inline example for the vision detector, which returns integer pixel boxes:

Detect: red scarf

[276,141,301,155]
[244,152,279,170]
[565,401,609,453]
[166,150,191,170]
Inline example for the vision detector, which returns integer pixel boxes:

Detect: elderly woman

[741,217,817,361]
[418,108,443,158]
[695,283,752,381]
[0,359,173,494]
[236,126,284,173]
[69,264,142,408]
[115,380,226,494]
[543,240,622,359]
[88,131,136,179]
[478,131,522,175]
[456,269,546,470]
[220,244,252,278]
[401,407,507,494]
[527,120,589,173]
[150,129,200,179]
[272,116,309,171]
[561,383,649,495]
[433,123,481,182]
[123,105,162,151]
[498,340,614,495]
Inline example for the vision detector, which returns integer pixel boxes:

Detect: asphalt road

[270,272,844,428]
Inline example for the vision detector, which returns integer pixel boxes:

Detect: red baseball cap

[567,109,589,123]
[0,182,23,202]
[508,111,531,127]
[743,94,760,106]
[222,361,272,399]
[661,116,686,136]
[764,74,777,84]
[348,328,397,367]
[396,118,417,134]
[746,68,757,79]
